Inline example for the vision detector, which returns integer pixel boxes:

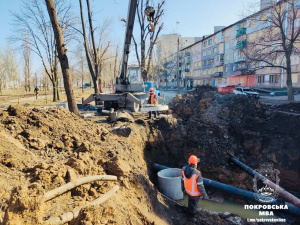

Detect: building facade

[158,0,300,89]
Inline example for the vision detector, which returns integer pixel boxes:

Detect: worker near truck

[147,87,157,119]
[181,155,209,217]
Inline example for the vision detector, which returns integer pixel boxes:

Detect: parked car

[233,87,260,99]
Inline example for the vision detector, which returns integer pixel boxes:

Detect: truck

[82,0,157,112]
[233,87,260,99]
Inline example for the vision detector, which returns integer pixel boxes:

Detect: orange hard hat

[149,88,154,92]
[188,155,200,165]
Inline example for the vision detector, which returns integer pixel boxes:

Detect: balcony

[185,57,191,64]
[214,72,223,77]
[236,28,246,37]
[240,69,255,75]
[235,56,246,63]
[236,40,246,49]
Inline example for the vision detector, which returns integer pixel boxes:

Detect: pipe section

[152,163,300,216]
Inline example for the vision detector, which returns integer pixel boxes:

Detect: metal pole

[177,38,180,92]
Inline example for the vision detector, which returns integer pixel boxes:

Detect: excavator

[83,0,167,113]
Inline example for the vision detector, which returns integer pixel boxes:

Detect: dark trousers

[148,111,157,118]
[188,195,201,216]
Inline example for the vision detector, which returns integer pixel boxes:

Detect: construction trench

[0,86,300,224]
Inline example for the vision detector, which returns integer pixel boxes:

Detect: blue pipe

[230,157,266,181]
[152,163,300,216]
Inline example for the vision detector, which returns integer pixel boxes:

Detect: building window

[250,19,256,27]
[270,75,278,83]
[260,14,267,22]
[225,30,230,37]
[203,41,207,47]
[203,60,207,66]
[225,66,228,72]
[208,49,212,55]
[224,78,227,84]
[208,39,212,45]
[258,75,265,83]
[213,47,217,53]
[203,51,206,56]
[208,59,211,65]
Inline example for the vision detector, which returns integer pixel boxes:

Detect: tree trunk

[285,57,294,101]
[141,39,147,81]
[92,78,99,94]
[86,0,100,94]
[45,0,79,115]
[25,74,28,92]
[79,0,97,94]
[52,79,57,102]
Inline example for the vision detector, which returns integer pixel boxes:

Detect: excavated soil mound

[0,105,171,224]
[0,105,245,225]
[274,102,300,113]
[149,86,300,194]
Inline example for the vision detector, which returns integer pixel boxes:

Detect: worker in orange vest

[147,87,157,119]
[181,155,209,218]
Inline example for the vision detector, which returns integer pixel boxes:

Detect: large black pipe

[230,156,300,210]
[153,163,300,216]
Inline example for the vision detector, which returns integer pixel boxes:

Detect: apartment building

[160,0,300,89]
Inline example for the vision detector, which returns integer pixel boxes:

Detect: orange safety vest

[149,93,156,104]
[182,170,202,197]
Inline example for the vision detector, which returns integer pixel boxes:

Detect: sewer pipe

[153,163,300,216]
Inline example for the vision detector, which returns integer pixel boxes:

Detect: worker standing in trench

[147,87,158,119]
[181,155,209,219]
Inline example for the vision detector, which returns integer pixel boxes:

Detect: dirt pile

[0,104,246,225]
[0,105,173,224]
[149,86,300,193]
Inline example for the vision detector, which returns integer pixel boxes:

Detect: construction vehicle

[83,0,164,112]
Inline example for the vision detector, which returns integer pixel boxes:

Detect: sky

[0,0,260,74]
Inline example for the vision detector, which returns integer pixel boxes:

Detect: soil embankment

[148,86,300,200]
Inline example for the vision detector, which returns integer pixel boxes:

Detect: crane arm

[119,0,138,84]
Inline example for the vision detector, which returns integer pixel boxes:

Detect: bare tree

[160,56,177,86]
[78,0,111,94]
[113,45,120,80]
[244,0,300,101]
[11,0,74,101]
[5,46,19,89]
[73,44,89,92]
[45,0,79,115]
[132,0,165,81]
[22,36,31,92]
[0,49,6,94]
